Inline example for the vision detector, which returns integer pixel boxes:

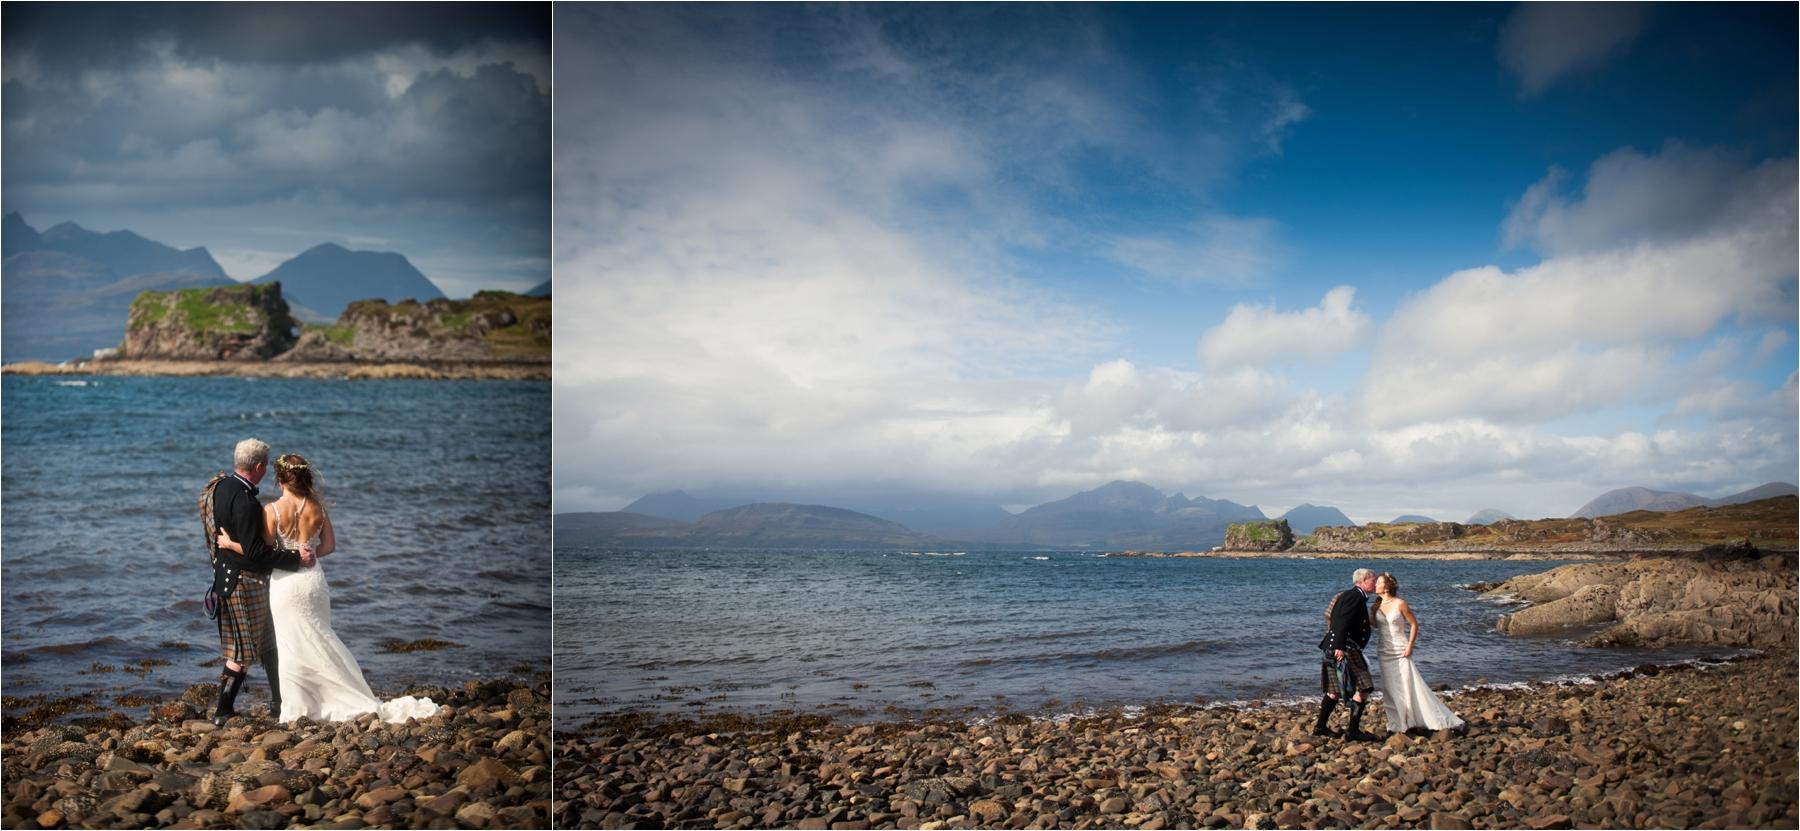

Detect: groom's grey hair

[234,438,271,470]
[1352,567,1375,584]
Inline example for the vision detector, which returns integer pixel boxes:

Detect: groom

[1313,566,1380,741]
[202,438,314,725]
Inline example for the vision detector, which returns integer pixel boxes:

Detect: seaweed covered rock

[277,291,550,363]
[116,283,298,360]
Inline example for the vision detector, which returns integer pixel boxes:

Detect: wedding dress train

[267,507,438,723]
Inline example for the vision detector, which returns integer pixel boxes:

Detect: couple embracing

[1313,567,1465,741]
[201,438,439,726]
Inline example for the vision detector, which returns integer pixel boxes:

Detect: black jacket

[209,473,305,599]
[1319,587,1372,652]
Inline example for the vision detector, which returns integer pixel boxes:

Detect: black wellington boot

[1311,696,1339,737]
[1345,698,1380,742]
[265,651,282,719]
[213,666,247,726]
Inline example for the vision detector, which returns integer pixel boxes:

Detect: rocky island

[1,284,549,380]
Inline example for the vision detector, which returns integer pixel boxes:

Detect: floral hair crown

[277,458,309,471]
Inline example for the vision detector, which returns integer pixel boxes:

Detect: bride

[1372,572,1464,734]
[216,453,438,724]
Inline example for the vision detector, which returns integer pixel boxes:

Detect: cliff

[116,283,299,360]
[279,292,549,363]
[1223,519,1294,552]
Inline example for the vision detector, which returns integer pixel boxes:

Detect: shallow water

[2,375,551,714]
[555,548,1729,728]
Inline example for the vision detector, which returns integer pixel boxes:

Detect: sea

[1,375,550,718]
[555,547,1736,729]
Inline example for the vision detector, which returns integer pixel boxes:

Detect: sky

[1,2,550,297]
[555,2,1798,523]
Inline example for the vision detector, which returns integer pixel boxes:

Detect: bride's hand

[1403,646,1414,658]
[215,530,242,554]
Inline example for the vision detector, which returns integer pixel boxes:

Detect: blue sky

[554,3,1797,521]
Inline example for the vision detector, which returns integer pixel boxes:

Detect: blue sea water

[555,547,1731,729]
[1,375,550,714]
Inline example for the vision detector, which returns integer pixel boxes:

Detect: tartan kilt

[217,574,270,666]
[1321,647,1374,697]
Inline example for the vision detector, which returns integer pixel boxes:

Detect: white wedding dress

[267,503,439,724]
[1374,605,1464,733]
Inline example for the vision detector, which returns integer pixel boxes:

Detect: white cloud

[1366,144,1797,426]
[1499,2,1649,95]
[1198,285,1370,368]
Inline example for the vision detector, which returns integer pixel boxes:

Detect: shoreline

[1,679,552,829]
[557,651,1798,829]
[1112,546,1799,560]
[0,359,549,381]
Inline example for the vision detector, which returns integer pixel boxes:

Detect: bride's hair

[1373,572,1399,614]
[274,453,323,503]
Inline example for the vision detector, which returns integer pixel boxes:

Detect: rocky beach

[557,653,1797,830]
[1,680,551,829]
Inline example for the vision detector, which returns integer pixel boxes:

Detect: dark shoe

[1345,699,1381,742]
[1311,696,1340,737]
[213,666,246,726]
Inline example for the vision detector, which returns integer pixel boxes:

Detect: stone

[227,785,292,814]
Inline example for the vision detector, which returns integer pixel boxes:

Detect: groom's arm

[223,490,305,572]
[1325,591,1356,653]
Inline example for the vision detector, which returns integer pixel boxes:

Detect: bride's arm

[215,502,280,553]
[314,504,337,557]
[1400,600,1419,657]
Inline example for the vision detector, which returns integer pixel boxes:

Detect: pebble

[557,653,1798,829]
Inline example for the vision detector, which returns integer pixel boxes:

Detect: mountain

[38,220,225,279]
[3,211,45,258]
[1466,509,1515,525]
[555,503,941,549]
[1571,482,1800,518]
[622,490,742,523]
[1712,482,1799,506]
[2,215,234,361]
[1279,504,1355,535]
[525,280,551,297]
[252,243,445,320]
[1390,515,1437,524]
[970,480,1265,549]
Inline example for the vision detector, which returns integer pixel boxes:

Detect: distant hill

[623,490,742,523]
[525,280,551,297]
[1294,496,1797,554]
[1571,483,1799,519]
[555,503,941,549]
[1279,504,1355,535]
[968,480,1265,549]
[1466,509,1516,525]
[1391,514,1437,524]
[2,214,234,361]
[252,243,445,320]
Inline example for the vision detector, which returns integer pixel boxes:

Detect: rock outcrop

[1485,544,1797,649]
[116,284,298,360]
[1223,519,1294,551]
[277,292,549,363]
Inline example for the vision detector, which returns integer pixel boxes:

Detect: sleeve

[1326,591,1353,651]
[225,488,304,572]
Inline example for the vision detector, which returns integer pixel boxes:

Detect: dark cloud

[3,2,548,70]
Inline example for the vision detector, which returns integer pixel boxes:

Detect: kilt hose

[1321,646,1375,699]
[217,574,274,667]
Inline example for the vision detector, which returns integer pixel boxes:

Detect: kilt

[217,573,271,666]
[1320,647,1374,698]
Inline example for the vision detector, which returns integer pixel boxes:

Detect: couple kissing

[200,438,438,726]
[1314,567,1465,741]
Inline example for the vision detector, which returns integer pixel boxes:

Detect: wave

[25,635,130,656]
[53,380,91,387]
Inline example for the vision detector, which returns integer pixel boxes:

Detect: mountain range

[1276,504,1355,535]
[1569,483,1798,519]
[1,214,453,360]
